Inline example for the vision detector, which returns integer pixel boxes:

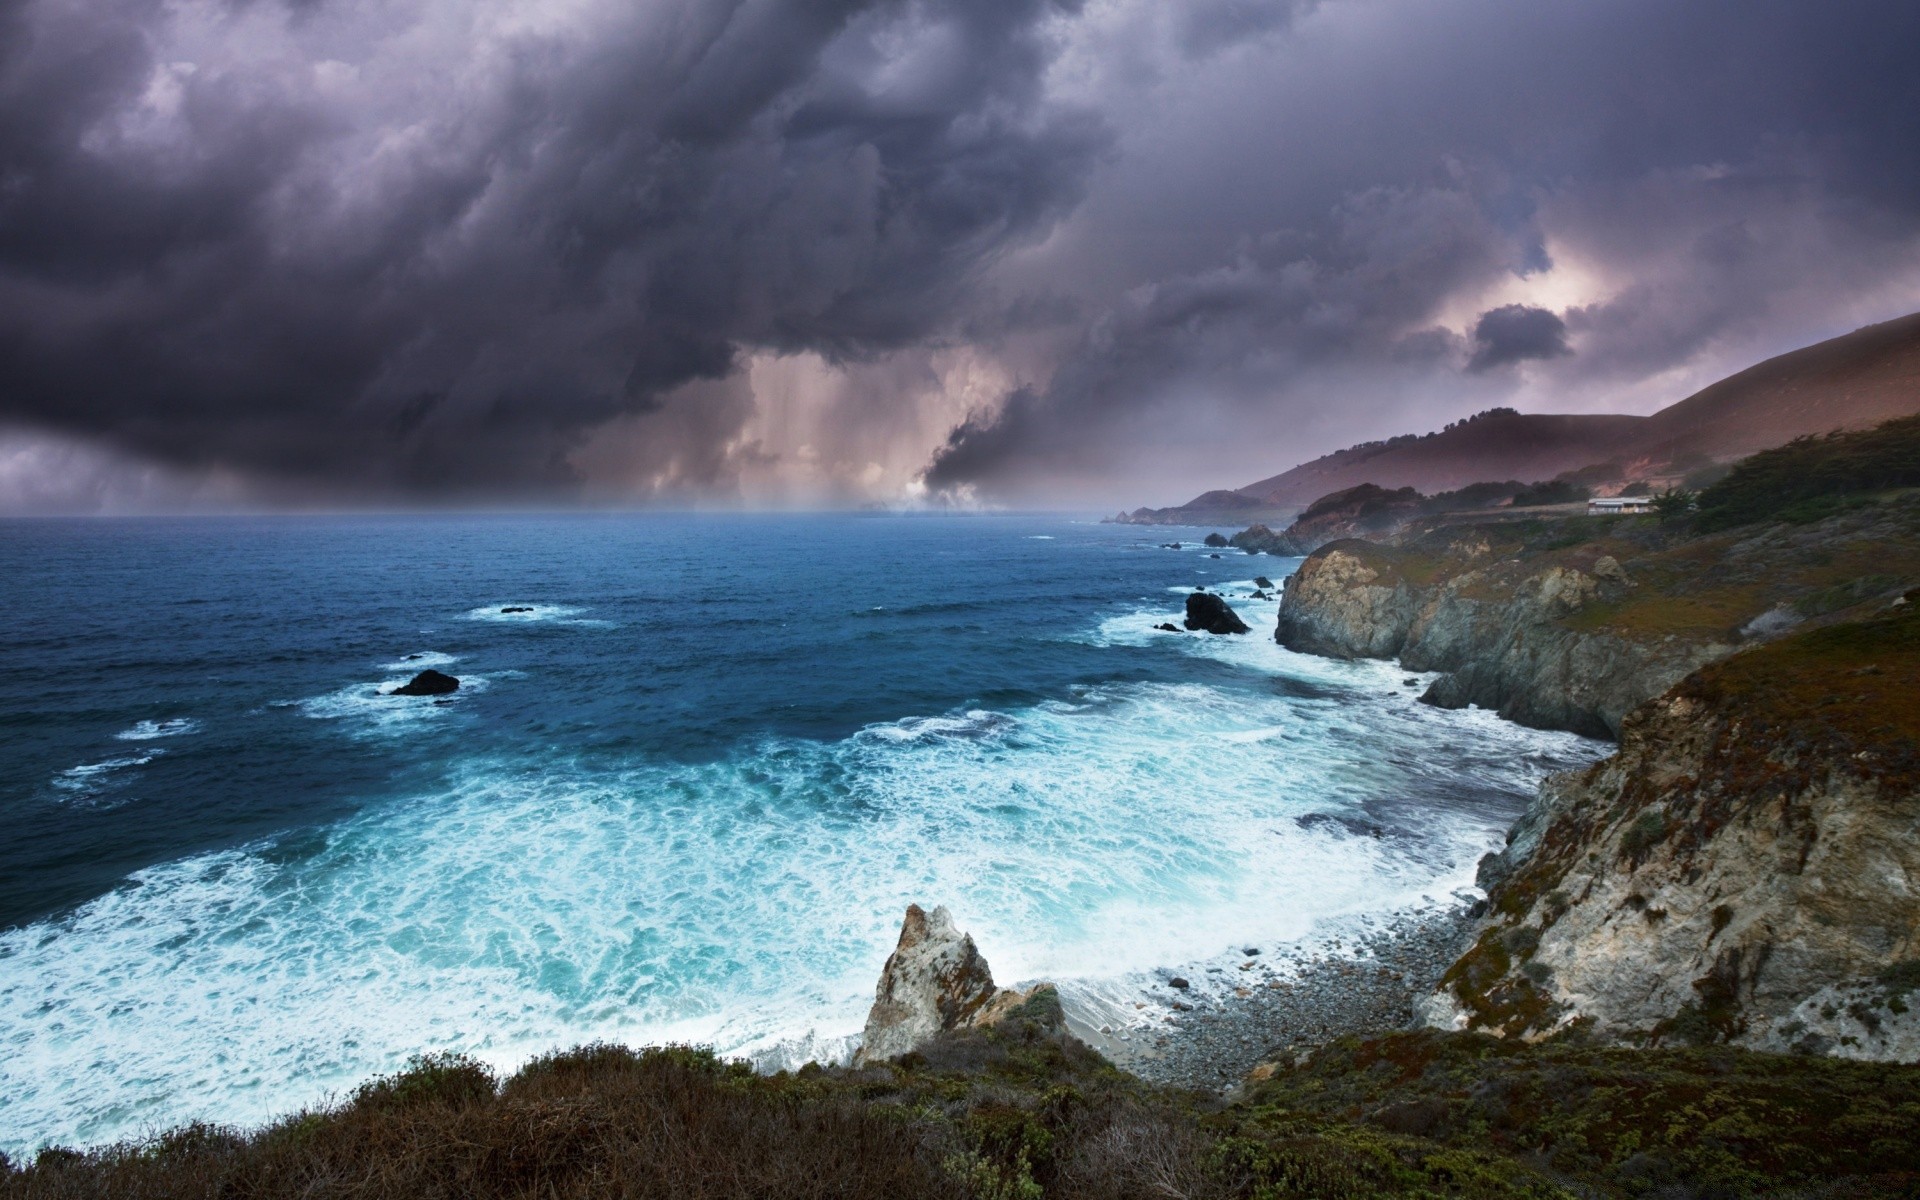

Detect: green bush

[1694,414,1920,530]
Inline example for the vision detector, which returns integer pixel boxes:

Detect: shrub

[1510,480,1590,507]
[1619,811,1668,862]
[1694,413,1920,530]
[351,1051,497,1112]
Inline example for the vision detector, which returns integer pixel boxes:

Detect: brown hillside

[1201,312,1920,518]
[1625,310,1920,468]
[1237,412,1646,511]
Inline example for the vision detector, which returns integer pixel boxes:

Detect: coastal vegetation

[10,1005,1920,1199]
[1692,414,1920,531]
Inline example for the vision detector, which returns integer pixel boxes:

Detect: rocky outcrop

[856,905,1058,1063]
[1228,485,1427,559]
[1428,600,1920,1060]
[1277,540,1731,738]
[1280,473,1920,739]
[1184,592,1251,635]
[393,669,459,696]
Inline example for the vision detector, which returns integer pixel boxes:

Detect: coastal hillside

[1266,417,1920,1059]
[1272,417,1920,737]
[1629,310,1920,471]
[1119,312,1920,525]
[1237,411,1647,514]
[1432,597,1920,1059]
[13,967,1920,1197]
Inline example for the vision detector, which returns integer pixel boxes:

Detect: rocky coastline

[1273,491,1920,738]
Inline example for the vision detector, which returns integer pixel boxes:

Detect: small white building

[1588,496,1654,515]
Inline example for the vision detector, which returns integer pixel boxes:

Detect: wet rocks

[1155,623,1182,633]
[1184,592,1251,635]
[1253,576,1275,589]
[393,669,459,696]
[1204,533,1229,548]
[501,606,534,613]
[1115,908,1479,1092]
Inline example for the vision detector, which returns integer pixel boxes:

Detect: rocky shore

[1089,904,1482,1091]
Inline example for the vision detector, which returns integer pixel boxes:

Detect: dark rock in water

[1203,532,1229,548]
[1243,948,1261,957]
[1209,552,1222,558]
[1184,592,1251,635]
[394,669,459,696]
[403,653,422,660]
[501,605,534,614]
[1254,576,1274,589]
[1404,677,1420,687]
[1162,542,1182,549]
[1295,811,1388,840]
[1168,977,1191,990]
[1155,622,1182,632]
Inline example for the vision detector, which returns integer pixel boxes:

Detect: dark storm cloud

[0,0,1105,495]
[1466,305,1571,373]
[925,0,1920,502]
[6,0,1920,509]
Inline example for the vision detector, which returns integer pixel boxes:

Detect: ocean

[0,513,1602,1154]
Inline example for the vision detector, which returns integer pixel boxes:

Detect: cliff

[1429,597,1920,1060]
[1275,490,1920,738]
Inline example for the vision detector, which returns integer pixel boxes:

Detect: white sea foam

[113,719,201,741]
[379,651,458,671]
[296,674,487,732]
[48,752,163,806]
[0,626,1601,1154]
[464,604,608,627]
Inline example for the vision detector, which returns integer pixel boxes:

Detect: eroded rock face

[855,905,1062,1063]
[1275,540,1727,738]
[857,905,997,1063]
[1431,604,1920,1061]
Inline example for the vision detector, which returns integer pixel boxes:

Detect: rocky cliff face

[1427,599,1920,1060]
[1275,493,1920,738]
[1276,539,1727,737]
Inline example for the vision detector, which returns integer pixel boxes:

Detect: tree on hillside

[1652,487,1697,523]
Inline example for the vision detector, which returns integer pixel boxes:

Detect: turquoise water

[0,513,1600,1153]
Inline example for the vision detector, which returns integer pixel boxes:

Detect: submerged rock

[1155,622,1182,632]
[501,605,534,614]
[393,669,459,696]
[1184,591,1251,635]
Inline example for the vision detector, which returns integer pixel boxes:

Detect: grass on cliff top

[1246,1029,1920,1199]
[1680,590,1920,760]
[12,999,1920,1200]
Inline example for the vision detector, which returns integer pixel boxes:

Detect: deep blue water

[0,513,1600,1153]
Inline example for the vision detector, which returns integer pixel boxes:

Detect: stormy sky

[2,0,1918,512]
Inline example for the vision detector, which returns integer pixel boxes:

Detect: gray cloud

[922,0,1920,504]
[1467,305,1571,372]
[3,0,1919,510]
[0,0,1105,499]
